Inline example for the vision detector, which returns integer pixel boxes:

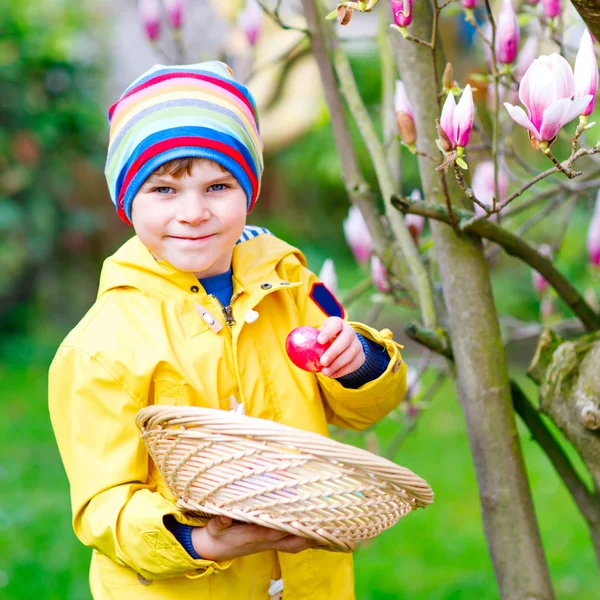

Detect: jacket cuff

[336,333,389,389]
[164,515,202,560]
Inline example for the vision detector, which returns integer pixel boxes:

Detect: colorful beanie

[104,61,263,225]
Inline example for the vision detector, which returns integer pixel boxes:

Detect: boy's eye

[208,183,229,192]
[154,186,175,194]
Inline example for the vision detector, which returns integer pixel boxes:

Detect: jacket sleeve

[285,258,408,431]
[48,344,233,581]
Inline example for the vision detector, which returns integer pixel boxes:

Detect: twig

[257,0,308,33]
[404,322,453,359]
[543,147,579,178]
[392,195,600,332]
[453,163,491,214]
[483,0,501,217]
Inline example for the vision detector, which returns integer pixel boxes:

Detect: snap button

[392,360,403,373]
[261,282,272,290]
[190,285,199,293]
[137,573,152,586]
[245,309,259,323]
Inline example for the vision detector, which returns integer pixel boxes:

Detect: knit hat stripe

[108,92,262,169]
[114,126,258,202]
[105,61,263,224]
[110,79,259,141]
[109,72,256,124]
[116,64,242,107]
[107,98,262,168]
[117,135,259,221]
[106,103,262,187]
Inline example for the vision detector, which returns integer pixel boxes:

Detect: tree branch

[392,195,600,332]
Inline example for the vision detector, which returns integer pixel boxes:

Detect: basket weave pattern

[137,405,434,552]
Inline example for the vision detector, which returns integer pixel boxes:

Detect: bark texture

[390,3,555,598]
[571,0,600,43]
[529,329,600,487]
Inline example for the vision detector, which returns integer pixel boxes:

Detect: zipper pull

[222,305,237,326]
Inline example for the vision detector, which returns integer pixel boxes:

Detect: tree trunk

[390,3,555,598]
[571,1,600,43]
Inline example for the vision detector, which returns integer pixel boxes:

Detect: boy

[48,62,407,600]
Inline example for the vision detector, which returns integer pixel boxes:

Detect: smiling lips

[168,234,215,241]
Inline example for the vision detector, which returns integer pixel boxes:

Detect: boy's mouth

[168,234,216,241]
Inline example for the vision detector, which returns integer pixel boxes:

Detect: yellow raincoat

[48,229,407,600]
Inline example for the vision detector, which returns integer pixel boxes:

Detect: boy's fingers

[317,318,343,344]
[272,534,315,554]
[207,516,233,536]
[320,325,355,367]
[322,344,362,377]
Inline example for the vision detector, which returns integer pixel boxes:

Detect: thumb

[209,515,232,533]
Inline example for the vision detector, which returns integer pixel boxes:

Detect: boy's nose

[176,196,211,225]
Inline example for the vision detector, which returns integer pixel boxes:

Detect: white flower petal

[504,102,540,139]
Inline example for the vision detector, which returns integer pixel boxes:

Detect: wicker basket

[136,405,434,552]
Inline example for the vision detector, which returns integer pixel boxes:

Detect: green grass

[0,360,597,599]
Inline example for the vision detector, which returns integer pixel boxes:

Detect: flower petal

[440,91,456,147]
[561,94,594,126]
[574,29,598,116]
[547,53,575,99]
[454,84,474,147]
[504,102,540,139]
[525,64,558,130]
[540,98,573,141]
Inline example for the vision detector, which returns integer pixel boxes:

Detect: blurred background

[0,0,598,598]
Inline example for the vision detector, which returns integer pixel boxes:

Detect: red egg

[285,326,331,372]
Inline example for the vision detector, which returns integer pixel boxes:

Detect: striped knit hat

[104,61,263,225]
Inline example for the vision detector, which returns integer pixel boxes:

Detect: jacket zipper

[210,292,242,327]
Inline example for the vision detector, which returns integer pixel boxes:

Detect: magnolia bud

[396,111,417,146]
[337,5,353,26]
[442,62,454,92]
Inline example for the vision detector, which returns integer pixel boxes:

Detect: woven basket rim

[136,404,434,506]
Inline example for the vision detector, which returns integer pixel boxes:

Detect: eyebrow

[143,173,237,187]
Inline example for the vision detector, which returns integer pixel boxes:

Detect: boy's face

[131,160,247,279]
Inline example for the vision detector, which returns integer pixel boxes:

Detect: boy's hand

[317,317,365,378]
[191,516,317,561]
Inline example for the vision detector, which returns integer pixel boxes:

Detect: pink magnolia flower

[542,0,561,19]
[461,0,477,8]
[574,29,599,117]
[496,0,520,65]
[371,256,391,293]
[471,161,508,216]
[343,206,372,264]
[391,0,413,28]
[588,191,600,266]
[164,0,184,29]
[529,0,540,4]
[440,85,474,150]
[318,259,338,295]
[504,53,593,144]
[139,0,161,41]
[406,189,425,241]
[238,0,263,46]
